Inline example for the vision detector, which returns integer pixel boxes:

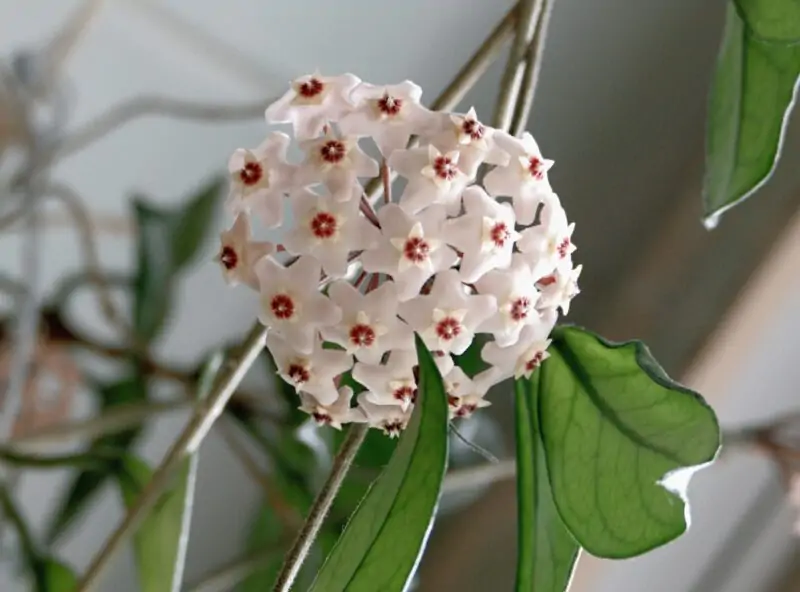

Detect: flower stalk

[272,423,369,592]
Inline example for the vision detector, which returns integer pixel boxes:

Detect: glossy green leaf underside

[309,335,449,592]
[514,374,579,592]
[47,377,146,541]
[734,0,800,42]
[703,4,800,225]
[119,456,195,592]
[539,326,720,558]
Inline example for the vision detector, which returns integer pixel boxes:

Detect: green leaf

[132,177,223,342]
[514,372,579,592]
[170,177,224,268]
[47,377,147,542]
[703,4,800,226]
[734,0,800,42]
[309,335,449,592]
[38,558,78,592]
[538,326,720,558]
[119,455,196,592]
[132,200,174,342]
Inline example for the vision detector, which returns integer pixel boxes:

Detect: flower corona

[219,73,581,437]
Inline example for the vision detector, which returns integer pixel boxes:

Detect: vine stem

[492,0,542,131]
[76,323,268,592]
[510,0,556,136]
[272,423,369,592]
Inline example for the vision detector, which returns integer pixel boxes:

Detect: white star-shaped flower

[517,199,576,280]
[338,81,437,158]
[299,386,365,429]
[361,204,457,301]
[226,132,295,228]
[483,131,556,225]
[356,393,413,438]
[426,107,509,178]
[442,186,520,283]
[267,333,353,405]
[389,144,470,215]
[321,280,413,363]
[295,130,379,197]
[353,349,418,411]
[283,187,380,278]
[217,213,274,289]
[254,256,342,353]
[398,270,496,355]
[536,263,582,315]
[475,253,543,347]
[443,366,493,419]
[265,72,360,139]
[481,313,557,381]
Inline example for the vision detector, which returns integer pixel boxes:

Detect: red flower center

[435,317,462,341]
[557,237,571,258]
[462,118,484,141]
[433,155,458,181]
[456,403,477,418]
[510,297,531,321]
[310,211,337,239]
[528,156,545,180]
[403,236,430,263]
[287,363,310,384]
[393,385,416,404]
[312,411,331,424]
[270,294,295,320]
[490,222,511,248]
[219,246,238,270]
[319,140,346,164]
[377,93,402,116]
[525,351,545,372]
[383,420,405,436]
[537,274,557,288]
[239,162,263,186]
[447,394,460,408]
[349,323,376,347]
[298,77,324,98]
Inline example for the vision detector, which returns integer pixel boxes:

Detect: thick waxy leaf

[309,335,449,592]
[39,558,78,592]
[47,377,146,541]
[539,326,720,558]
[734,0,800,42]
[703,5,800,226]
[132,177,223,342]
[514,373,579,592]
[119,456,196,592]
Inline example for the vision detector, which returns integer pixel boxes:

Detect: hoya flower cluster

[218,73,581,437]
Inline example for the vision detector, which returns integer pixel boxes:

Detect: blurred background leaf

[118,454,195,592]
[47,375,148,542]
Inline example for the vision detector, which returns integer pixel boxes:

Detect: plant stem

[492,0,542,131]
[510,0,556,136]
[8,400,188,447]
[441,459,517,494]
[76,323,268,591]
[272,423,369,592]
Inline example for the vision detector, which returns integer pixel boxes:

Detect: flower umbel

[222,72,580,436]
